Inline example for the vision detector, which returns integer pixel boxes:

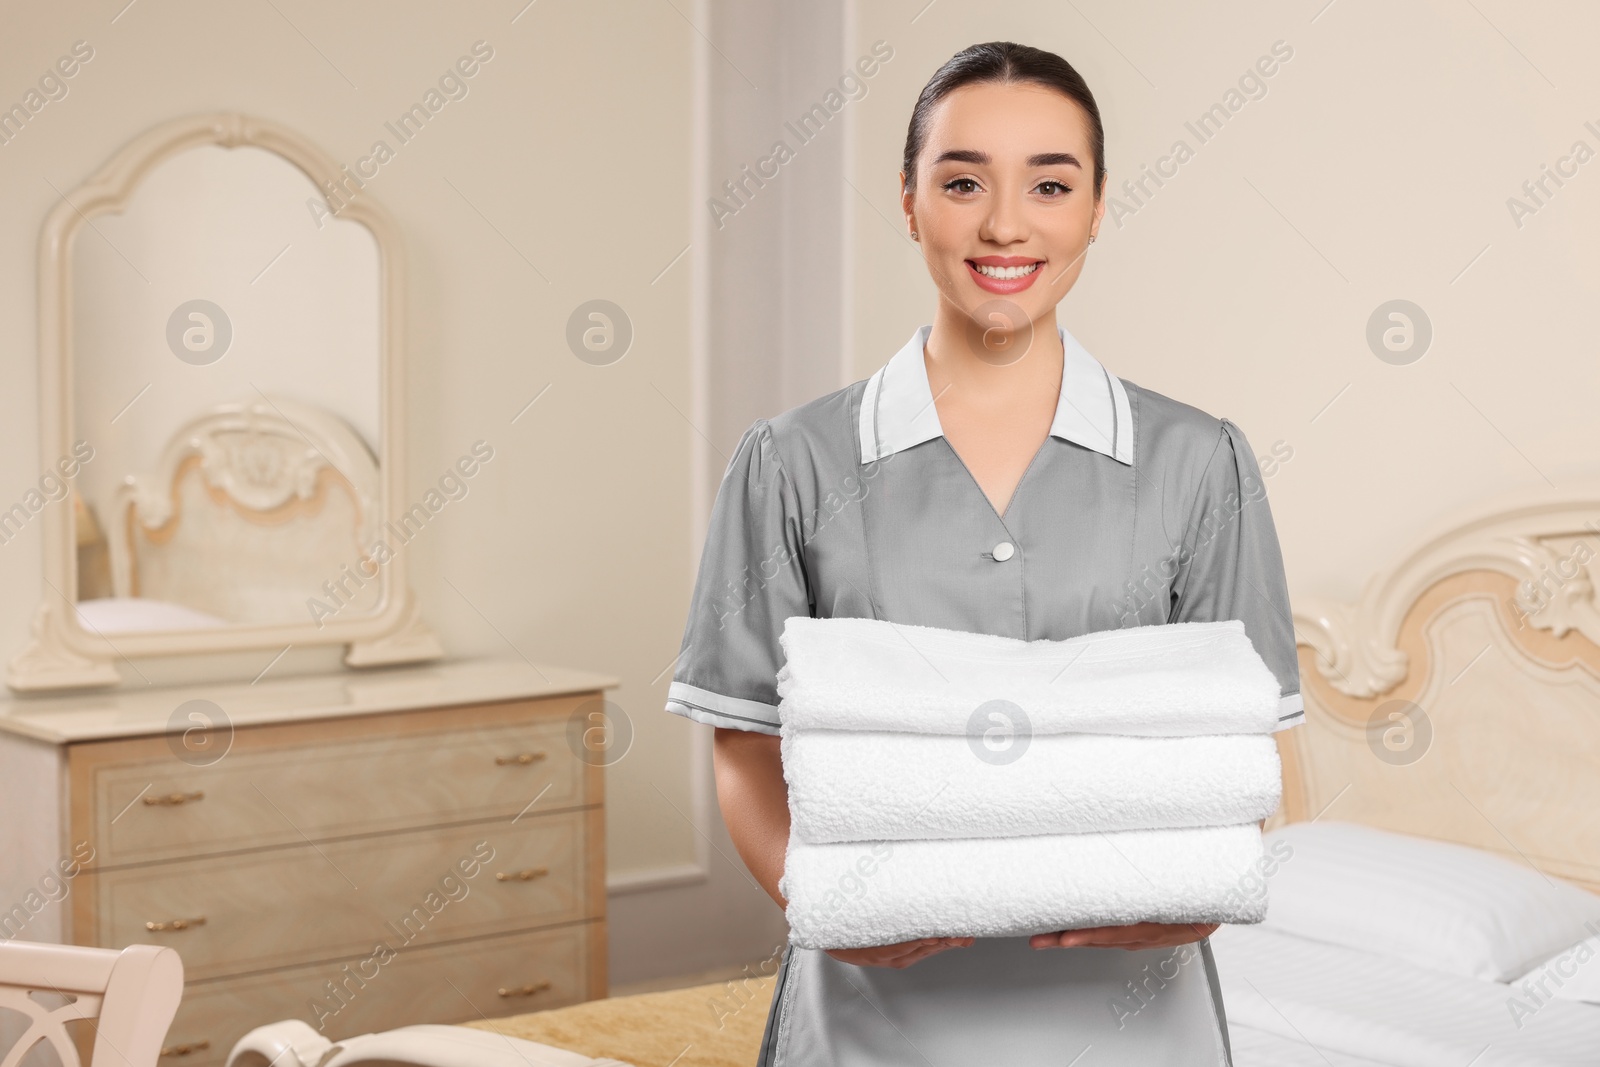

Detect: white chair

[0,941,183,1067]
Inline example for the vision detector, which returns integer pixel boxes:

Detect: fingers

[1031,924,1136,948]
[904,937,974,951]
[825,936,978,968]
[856,940,946,969]
[895,944,949,967]
[893,938,945,959]
[885,937,975,968]
[1031,922,1220,950]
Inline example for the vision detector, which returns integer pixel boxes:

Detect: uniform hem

[1271,691,1305,733]
[665,681,781,734]
[756,943,796,1066]
[1199,936,1235,1066]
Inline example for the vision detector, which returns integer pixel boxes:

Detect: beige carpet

[460,974,777,1067]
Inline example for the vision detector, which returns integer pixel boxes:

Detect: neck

[923,305,1065,403]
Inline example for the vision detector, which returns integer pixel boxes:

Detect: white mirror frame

[7,111,441,692]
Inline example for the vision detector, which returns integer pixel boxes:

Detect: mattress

[1211,924,1600,1066]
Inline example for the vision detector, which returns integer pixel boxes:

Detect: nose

[979,187,1028,245]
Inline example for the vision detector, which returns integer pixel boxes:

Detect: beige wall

[848,0,1600,606]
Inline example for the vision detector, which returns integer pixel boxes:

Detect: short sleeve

[1169,418,1303,732]
[665,419,813,735]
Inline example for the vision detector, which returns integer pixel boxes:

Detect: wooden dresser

[0,657,616,1065]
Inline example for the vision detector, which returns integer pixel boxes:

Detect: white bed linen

[1213,924,1600,1066]
[1228,1024,1398,1067]
[75,595,228,632]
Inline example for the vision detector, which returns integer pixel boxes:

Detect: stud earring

[911,231,919,240]
[1088,234,1097,244]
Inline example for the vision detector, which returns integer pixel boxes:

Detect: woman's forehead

[923,82,1093,160]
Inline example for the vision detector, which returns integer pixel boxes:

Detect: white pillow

[1509,934,1600,1005]
[1260,820,1600,982]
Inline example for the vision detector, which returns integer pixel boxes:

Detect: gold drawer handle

[495,752,547,766]
[143,790,205,806]
[494,866,550,882]
[160,1039,210,1056]
[497,979,552,998]
[146,916,207,932]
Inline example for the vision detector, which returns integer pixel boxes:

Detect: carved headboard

[100,395,381,627]
[1273,483,1600,894]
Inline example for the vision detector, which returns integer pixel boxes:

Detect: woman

[665,40,1303,1066]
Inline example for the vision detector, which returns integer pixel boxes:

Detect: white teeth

[972,262,1040,279]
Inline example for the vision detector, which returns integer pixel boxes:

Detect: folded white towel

[775,617,1282,736]
[780,729,1282,844]
[780,824,1268,950]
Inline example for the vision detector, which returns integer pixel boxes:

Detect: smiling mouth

[968,261,1042,280]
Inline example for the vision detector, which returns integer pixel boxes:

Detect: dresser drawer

[70,699,598,866]
[82,810,600,981]
[123,921,601,1067]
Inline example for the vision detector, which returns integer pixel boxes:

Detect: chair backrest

[0,942,183,1067]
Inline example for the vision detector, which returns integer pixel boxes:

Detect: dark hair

[901,41,1106,200]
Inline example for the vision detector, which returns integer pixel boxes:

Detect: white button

[992,541,1015,561]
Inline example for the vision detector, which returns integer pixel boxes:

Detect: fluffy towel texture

[775,616,1282,736]
[780,824,1269,950]
[780,728,1283,844]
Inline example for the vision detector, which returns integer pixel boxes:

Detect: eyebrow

[930,149,1083,169]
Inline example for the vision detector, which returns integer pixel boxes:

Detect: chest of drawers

[0,657,615,1066]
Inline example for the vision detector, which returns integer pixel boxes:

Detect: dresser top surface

[0,656,619,744]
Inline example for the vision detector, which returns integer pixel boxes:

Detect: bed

[73,394,383,632]
[229,482,1600,1066]
[447,819,1600,1066]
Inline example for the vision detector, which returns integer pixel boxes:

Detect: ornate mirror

[8,112,440,691]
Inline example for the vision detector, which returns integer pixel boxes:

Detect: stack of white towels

[774,616,1285,950]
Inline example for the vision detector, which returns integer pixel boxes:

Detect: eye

[942,178,981,195]
[1037,180,1072,197]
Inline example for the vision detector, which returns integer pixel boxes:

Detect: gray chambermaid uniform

[665,323,1305,1066]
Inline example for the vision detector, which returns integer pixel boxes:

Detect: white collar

[858,323,1134,466]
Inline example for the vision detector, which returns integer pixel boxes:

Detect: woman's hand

[826,936,976,968]
[1029,921,1219,951]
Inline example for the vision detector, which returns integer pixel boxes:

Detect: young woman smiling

[667,40,1302,1065]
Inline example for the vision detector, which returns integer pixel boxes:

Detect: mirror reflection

[69,143,383,634]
